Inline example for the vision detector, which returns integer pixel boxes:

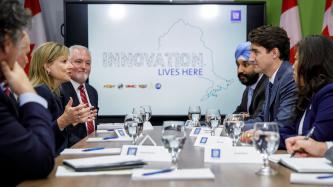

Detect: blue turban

[235,41,251,61]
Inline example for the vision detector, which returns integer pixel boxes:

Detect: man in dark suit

[245,25,298,130]
[233,42,268,119]
[0,1,55,186]
[61,45,98,147]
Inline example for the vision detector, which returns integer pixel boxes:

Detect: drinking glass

[253,122,280,176]
[224,119,245,146]
[124,113,143,144]
[188,106,201,127]
[205,109,221,136]
[140,105,152,123]
[161,121,186,169]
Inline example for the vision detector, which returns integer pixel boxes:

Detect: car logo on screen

[103,84,115,88]
[126,84,136,88]
[231,10,241,22]
[155,83,162,90]
[117,83,124,89]
[138,84,147,88]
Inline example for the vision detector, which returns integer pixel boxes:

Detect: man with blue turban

[233,41,268,119]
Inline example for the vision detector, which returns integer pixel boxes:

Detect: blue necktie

[267,82,273,121]
[247,87,254,112]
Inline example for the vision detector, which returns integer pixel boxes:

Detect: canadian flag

[322,0,333,39]
[280,0,302,64]
[24,0,47,74]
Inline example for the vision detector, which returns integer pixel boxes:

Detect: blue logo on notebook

[211,149,221,158]
[231,10,241,22]
[200,137,208,144]
[194,128,201,135]
[117,129,125,136]
[127,147,138,156]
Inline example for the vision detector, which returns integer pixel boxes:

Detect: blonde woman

[30,42,94,154]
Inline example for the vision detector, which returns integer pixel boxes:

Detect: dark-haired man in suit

[0,0,54,186]
[244,25,298,130]
[61,45,98,147]
[233,41,268,119]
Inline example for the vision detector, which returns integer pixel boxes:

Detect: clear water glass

[253,122,280,176]
[224,120,245,146]
[140,105,152,122]
[124,113,143,144]
[161,121,186,169]
[205,109,221,136]
[188,106,201,127]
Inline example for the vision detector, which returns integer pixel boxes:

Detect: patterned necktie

[78,84,94,134]
[247,87,254,112]
[4,83,11,96]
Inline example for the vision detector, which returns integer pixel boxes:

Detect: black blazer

[60,81,98,147]
[0,86,55,186]
[35,84,68,155]
[233,75,268,119]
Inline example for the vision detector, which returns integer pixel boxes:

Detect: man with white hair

[61,45,98,147]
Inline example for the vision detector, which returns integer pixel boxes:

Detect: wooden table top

[19,127,331,187]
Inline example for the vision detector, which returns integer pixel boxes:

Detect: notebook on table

[63,155,146,172]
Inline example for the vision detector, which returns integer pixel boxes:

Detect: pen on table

[317,175,333,179]
[103,136,118,140]
[82,147,105,152]
[290,127,316,158]
[142,168,174,176]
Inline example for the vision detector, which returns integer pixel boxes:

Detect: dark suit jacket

[61,81,98,147]
[245,62,298,130]
[35,84,68,155]
[233,75,268,119]
[0,87,55,186]
[280,83,333,148]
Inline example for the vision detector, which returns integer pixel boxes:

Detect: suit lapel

[268,62,288,108]
[0,89,19,118]
[65,82,80,106]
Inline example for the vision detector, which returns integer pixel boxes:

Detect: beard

[71,72,89,84]
[237,72,259,86]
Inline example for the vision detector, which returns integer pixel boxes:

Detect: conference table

[19,126,328,187]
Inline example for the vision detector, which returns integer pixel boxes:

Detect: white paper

[121,145,171,162]
[56,166,132,177]
[86,135,132,142]
[97,123,124,130]
[60,148,121,156]
[138,135,157,146]
[96,129,115,133]
[268,154,290,163]
[189,127,223,137]
[63,155,142,168]
[204,146,262,164]
[291,173,333,185]
[132,168,215,180]
[280,157,333,173]
[143,121,154,131]
[194,136,233,147]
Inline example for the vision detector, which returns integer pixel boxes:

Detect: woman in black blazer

[29,42,93,154]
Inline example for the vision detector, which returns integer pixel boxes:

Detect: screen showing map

[87,4,249,115]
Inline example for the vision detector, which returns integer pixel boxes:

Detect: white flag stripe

[29,13,47,50]
[280,6,302,47]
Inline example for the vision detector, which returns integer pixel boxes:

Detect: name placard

[194,136,233,147]
[204,146,262,164]
[121,145,171,162]
[189,127,223,137]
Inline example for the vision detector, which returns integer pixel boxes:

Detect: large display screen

[64,1,265,116]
